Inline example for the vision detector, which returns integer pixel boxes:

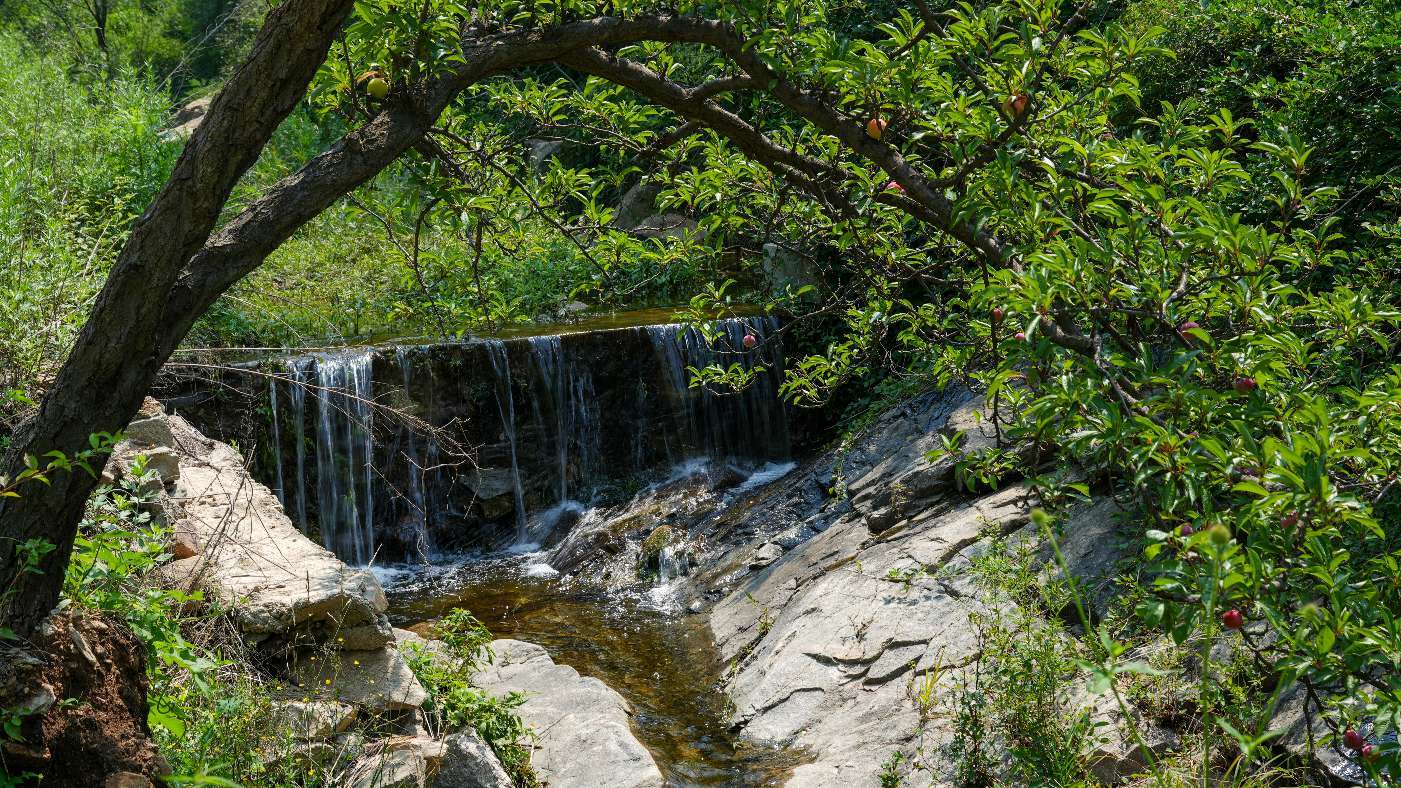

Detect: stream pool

[380,558,800,786]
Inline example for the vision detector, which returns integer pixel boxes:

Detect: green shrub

[405,610,539,787]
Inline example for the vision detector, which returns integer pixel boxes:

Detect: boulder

[347,745,426,788]
[288,646,428,712]
[1079,687,1181,782]
[427,730,512,788]
[122,415,175,448]
[613,181,662,230]
[467,468,518,520]
[161,414,388,642]
[473,639,663,788]
[393,629,454,664]
[159,95,212,142]
[339,616,396,650]
[270,700,358,741]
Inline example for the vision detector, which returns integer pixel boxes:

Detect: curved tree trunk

[0,0,354,638]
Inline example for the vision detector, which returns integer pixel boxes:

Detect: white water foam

[729,461,798,497]
[524,562,560,578]
[369,564,416,587]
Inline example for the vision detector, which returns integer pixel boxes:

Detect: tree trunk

[0,0,354,638]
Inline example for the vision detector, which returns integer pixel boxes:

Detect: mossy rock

[638,525,677,579]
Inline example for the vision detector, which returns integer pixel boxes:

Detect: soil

[0,611,165,786]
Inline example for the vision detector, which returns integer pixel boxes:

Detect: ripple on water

[381,558,804,786]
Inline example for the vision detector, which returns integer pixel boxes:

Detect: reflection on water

[383,560,802,786]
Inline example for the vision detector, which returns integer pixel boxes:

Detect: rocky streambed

[381,559,802,785]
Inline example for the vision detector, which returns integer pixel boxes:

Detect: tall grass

[0,33,179,433]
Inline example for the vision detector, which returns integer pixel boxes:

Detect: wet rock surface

[650,388,1139,784]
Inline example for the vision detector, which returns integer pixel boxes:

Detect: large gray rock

[289,645,428,712]
[159,413,389,642]
[473,639,663,788]
[347,745,426,788]
[427,730,513,788]
[695,388,1136,785]
[270,700,358,741]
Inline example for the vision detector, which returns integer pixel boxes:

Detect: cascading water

[485,341,530,545]
[647,316,789,461]
[310,351,377,564]
[268,373,285,502]
[287,358,311,533]
[251,314,791,564]
[527,336,570,504]
[396,346,437,562]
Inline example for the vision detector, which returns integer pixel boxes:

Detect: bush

[404,610,539,787]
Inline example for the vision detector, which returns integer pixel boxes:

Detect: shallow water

[383,559,801,786]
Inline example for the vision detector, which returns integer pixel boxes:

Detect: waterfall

[657,544,687,582]
[397,347,437,562]
[312,351,377,564]
[485,340,529,545]
[527,336,569,503]
[251,315,790,561]
[646,316,789,462]
[288,357,311,534]
[268,373,285,502]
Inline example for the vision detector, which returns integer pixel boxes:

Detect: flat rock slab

[288,646,428,712]
[161,414,388,641]
[473,639,663,788]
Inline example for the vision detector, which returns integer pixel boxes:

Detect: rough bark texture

[0,0,356,636]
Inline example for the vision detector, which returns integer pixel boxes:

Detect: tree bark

[0,0,355,637]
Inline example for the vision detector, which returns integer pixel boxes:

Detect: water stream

[382,560,800,786]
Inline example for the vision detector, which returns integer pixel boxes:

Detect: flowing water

[245,311,802,784]
[381,560,802,786]
[261,312,789,563]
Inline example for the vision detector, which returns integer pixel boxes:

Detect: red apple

[1345,729,1365,751]
[885,180,903,192]
[1002,92,1030,118]
[1234,376,1257,394]
[1179,524,1194,536]
[743,333,757,349]
[867,117,887,140]
[1014,331,1027,342]
[1177,320,1202,343]
[1221,609,1244,630]
[991,307,1005,324]
[1362,743,1379,762]
[1281,511,1300,529]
